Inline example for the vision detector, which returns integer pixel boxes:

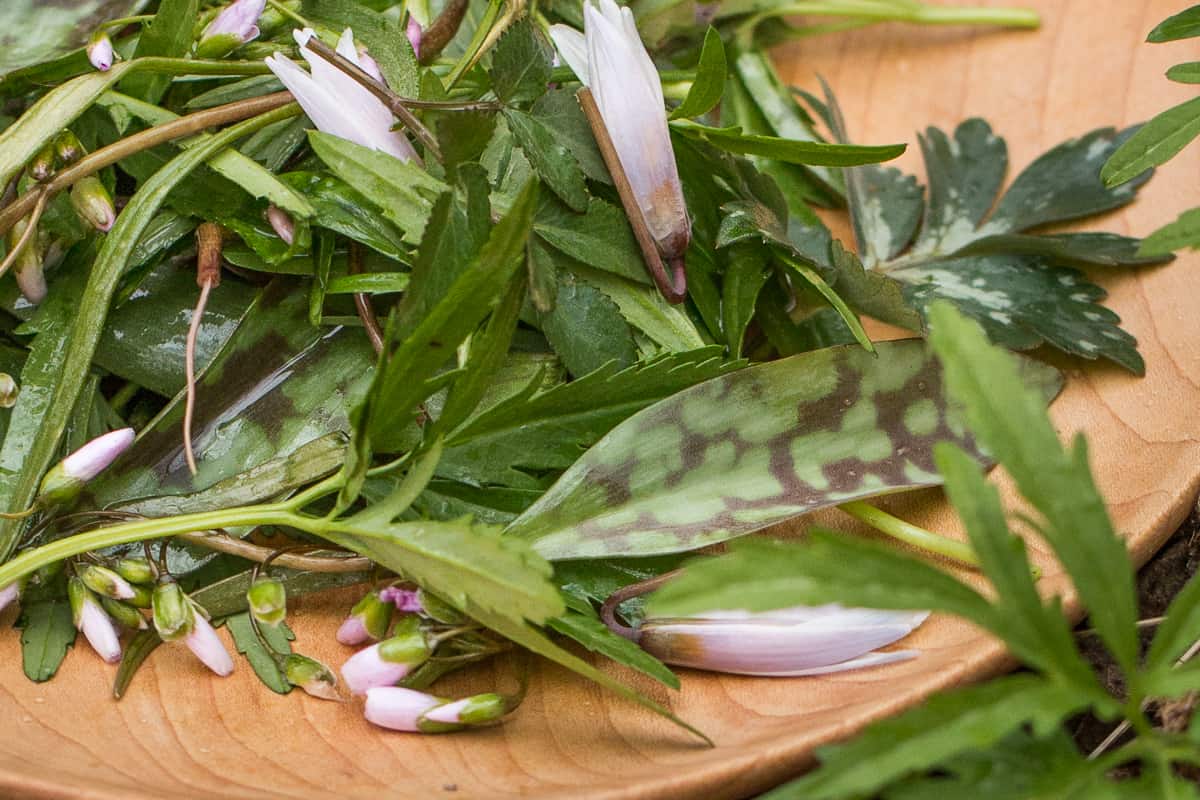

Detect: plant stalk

[839,500,979,567]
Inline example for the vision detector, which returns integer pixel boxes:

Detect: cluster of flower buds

[364,687,510,733]
[197,0,267,59]
[64,555,160,663]
[152,577,234,676]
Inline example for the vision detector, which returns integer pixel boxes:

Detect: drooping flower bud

[636,605,929,677]
[152,578,195,642]
[0,373,18,409]
[378,585,422,614]
[247,576,286,628]
[7,217,46,305]
[101,596,148,630]
[53,131,85,166]
[284,654,340,700]
[363,688,510,733]
[87,30,115,72]
[265,205,294,245]
[28,145,56,182]
[37,428,134,508]
[113,557,155,586]
[184,613,234,676]
[0,581,20,614]
[68,576,122,663]
[197,0,267,59]
[336,590,392,645]
[341,620,430,695]
[69,176,116,233]
[406,17,422,60]
[80,564,136,600]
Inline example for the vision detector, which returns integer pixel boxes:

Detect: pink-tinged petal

[364,687,441,731]
[203,0,266,41]
[548,25,588,85]
[421,697,472,724]
[61,428,135,483]
[14,262,46,306]
[184,615,234,676]
[341,643,413,695]
[378,586,422,613]
[778,649,919,677]
[87,34,114,71]
[266,205,294,245]
[406,18,422,60]
[0,582,18,614]
[336,615,371,646]
[79,600,122,664]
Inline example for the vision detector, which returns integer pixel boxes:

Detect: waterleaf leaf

[538,272,639,377]
[672,120,906,166]
[508,339,1062,560]
[16,572,76,683]
[490,19,553,104]
[226,613,295,694]
[531,89,610,183]
[565,264,705,353]
[547,605,680,688]
[1140,207,1200,255]
[1101,96,1200,187]
[668,28,725,120]
[1147,6,1200,42]
[533,197,651,285]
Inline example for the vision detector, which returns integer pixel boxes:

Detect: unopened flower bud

[37,427,134,508]
[341,622,430,695]
[114,557,155,585]
[28,145,56,182]
[284,654,340,700]
[265,205,294,245]
[68,576,122,663]
[336,590,392,645]
[127,583,153,609]
[7,217,46,305]
[184,613,234,676]
[101,596,148,630]
[247,576,286,627]
[363,688,510,733]
[87,30,115,71]
[69,176,116,233]
[53,132,85,166]
[152,578,195,641]
[0,581,20,614]
[0,373,18,408]
[197,0,266,58]
[419,692,508,733]
[406,17,422,60]
[80,564,136,600]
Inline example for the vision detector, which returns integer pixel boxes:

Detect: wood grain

[0,1,1197,797]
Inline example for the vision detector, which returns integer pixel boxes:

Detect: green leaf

[721,245,770,357]
[762,675,1087,800]
[122,0,198,103]
[548,605,680,688]
[226,613,295,694]
[1167,61,1200,84]
[538,272,639,377]
[16,572,76,682]
[955,232,1168,267]
[1146,573,1200,674]
[0,0,139,74]
[668,28,725,120]
[505,109,590,211]
[308,131,446,243]
[1102,97,1200,187]
[913,119,1008,252]
[1140,207,1200,255]
[567,264,705,353]
[326,273,411,295]
[0,107,299,556]
[927,302,1140,676]
[779,252,875,353]
[113,629,163,700]
[282,172,409,260]
[533,197,651,285]
[508,339,1062,560]
[531,89,610,183]
[301,0,419,95]
[825,240,923,331]
[672,120,906,167]
[1148,6,1200,42]
[490,19,552,104]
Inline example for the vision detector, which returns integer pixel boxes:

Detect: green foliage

[225,613,295,694]
[16,571,76,682]
[668,28,726,121]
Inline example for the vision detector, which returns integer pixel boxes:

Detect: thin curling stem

[184,222,223,477]
[576,88,687,303]
[348,241,384,355]
[179,531,372,573]
[600,569,683,641]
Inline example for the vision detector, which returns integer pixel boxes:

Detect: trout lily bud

[336,590,392,645]
[265,205,294,245]
[341,621,431,695]
[152,578,195,642]
[284,654,340,701]
[80,564,136,600]
[0,581,20,614]
[364,688,508,733]
[247,576,287,627]
[69,576,122,663]
[114,557,155,586]
[87,30,115,71]
[265,28,418,162]
[69,176,116,232]
[184,613,235,676]
[37,428,134,508]
[197,0,266,58]
[0,373,18,408]
[549,0,691,299]
[636,605,929,676]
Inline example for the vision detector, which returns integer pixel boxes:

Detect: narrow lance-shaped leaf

[668,28,725,120]
[507,339,1062,560]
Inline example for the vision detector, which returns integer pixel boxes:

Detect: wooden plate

[1,1,1196,797]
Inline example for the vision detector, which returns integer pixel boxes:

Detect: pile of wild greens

[0,0,1188,758]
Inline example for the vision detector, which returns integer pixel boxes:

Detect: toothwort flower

[198,0,266,57]
[336,590,392,645]
[636,604,929,677]
[265,29,418,162]
[549,0,691,282]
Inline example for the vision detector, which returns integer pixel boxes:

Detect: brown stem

[0,92,295,238]
[184,223,224,477]
[576,88,687,304]
[599,569,683,641]
[179,531,373,573]
[418,0,470,65]
[347,241,384,355]
[301,39,442,161]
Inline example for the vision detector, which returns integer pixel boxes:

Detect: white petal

[185,615,234,676]
[548,25,589,85]
[79,601,122,664]
[364,687,440,731]
[758,649,920,677]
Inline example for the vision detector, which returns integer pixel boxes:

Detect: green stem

[98,15,156,31]
[839,500,979,567]
[445,0,504,89]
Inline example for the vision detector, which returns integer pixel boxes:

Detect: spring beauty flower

[549,0,691,299]
[265,28,418,162]
[185,614,235,676]
[636,604,928,676]
[69,576,122,664]
[87,31,114,71]
[37,427,134,507]
[197,0,267,58]
[406,17,423,60]
[364,687,508,733]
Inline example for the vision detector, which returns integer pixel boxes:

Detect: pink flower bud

[61,428,135,483]
[336,590,391,645]
[406,18,422,60]
[636,605,928,677]
[87,31,114,72]
[364,687,440,731]
[341,628,430,695]
[0,582,20,614]
[184,614,234,676]
[69,577,121,664]
[265,205,294,245]
[202,0,265,44]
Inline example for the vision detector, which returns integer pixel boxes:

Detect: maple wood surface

[0,1,1197,797]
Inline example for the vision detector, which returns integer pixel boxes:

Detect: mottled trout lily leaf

[506,339,1062,560]
[818,86,1171,375]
